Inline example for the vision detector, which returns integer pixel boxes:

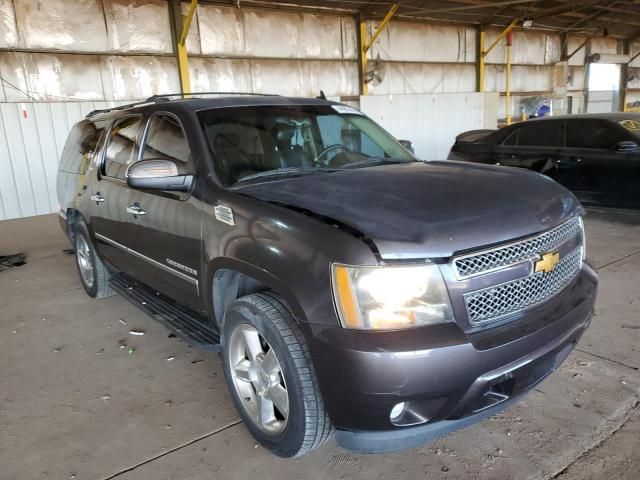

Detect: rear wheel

[221,293,333,457]
[73,223,113,299]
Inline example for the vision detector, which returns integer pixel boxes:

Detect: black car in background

[448,113,640,209]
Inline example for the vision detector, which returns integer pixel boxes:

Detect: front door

[493,120,563,176]
[90,115,143,272]
[125,113,202,309]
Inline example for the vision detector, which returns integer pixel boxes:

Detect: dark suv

[57,93,598,457]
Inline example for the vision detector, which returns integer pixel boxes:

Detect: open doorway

[586,63,621,113]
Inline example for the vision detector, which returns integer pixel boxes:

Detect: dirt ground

[1,209,639,480]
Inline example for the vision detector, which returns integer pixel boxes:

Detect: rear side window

[566,120,622,149]
[103,116,142,179]
[502,129,518,146]
[517,122,563,147]
[59,121,105,174]
[141,114,193,172]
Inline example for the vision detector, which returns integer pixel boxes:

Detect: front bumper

[305,263,597,453]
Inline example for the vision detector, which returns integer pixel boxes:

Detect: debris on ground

[0,253,26,272]
[118,339,127,349]
[166,356,175,361]
[62,248,74,255]
[53,347,62,353]
[128,329,144,336]
[118,319,127,325]
[128,347,135,354]
[101,394,111,400]
[191,359,204,364]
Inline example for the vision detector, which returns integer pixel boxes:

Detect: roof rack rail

[85,92,281,118]
[85,99,153,119]
[145,92,281,102]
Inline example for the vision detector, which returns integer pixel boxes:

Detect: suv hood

[236,161,581,259]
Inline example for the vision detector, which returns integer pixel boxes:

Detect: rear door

[90,115,143,272]
[125,113,202,308]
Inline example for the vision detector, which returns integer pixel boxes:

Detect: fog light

[390,402,406,420]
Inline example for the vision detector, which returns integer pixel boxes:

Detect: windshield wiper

[336,158,415,169]
[236,167,338,183]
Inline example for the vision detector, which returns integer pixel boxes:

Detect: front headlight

[331,263,454,330]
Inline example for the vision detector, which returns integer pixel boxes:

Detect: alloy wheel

[76,235,95,289]
[228,324,289,435]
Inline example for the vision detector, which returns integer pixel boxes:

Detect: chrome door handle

[126,204,146,216]
[90,193,105,203]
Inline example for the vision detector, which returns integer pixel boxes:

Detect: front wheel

[221,293,333,457]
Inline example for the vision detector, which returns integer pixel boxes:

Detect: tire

[73,222,114,299]
[221,292,333,457]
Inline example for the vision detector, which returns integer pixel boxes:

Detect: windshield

[198,105,416,186]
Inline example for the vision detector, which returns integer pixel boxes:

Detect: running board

[109,273,221,352]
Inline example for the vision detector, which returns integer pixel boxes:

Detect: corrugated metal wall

[0,101,125,220]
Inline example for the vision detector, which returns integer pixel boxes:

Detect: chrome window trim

[94,232,199,292]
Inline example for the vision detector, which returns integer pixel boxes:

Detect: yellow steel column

[360,21,369,96]
[360,4,398,96]
[478,28,485,92]
[506,30,513,125]
[480,18,519,95]
[177,0,198,94]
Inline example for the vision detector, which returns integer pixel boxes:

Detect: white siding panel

[1,104,37,217]
[18,103,53,215]
[0,109,21,219]
[33,104,66,209]
[0,101,128,220]
[360,93,499,160]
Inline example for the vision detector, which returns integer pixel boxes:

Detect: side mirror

[399,139,415,154]
[126,159,194,192]
[614,141,638,153]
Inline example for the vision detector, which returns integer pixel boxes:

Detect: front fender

[202,189,378,327]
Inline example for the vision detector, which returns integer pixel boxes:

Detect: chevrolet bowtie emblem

[534,251,560,274]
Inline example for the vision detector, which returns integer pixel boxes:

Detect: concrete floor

[1,210,639,480]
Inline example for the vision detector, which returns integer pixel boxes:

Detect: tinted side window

[502,129,518,146]
[566,120,622,149]
[59,121,105,174]
[103,116,142,179]
[518,122,563,147]
[142,114,193,171]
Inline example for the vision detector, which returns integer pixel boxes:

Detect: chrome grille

[464,247,583,325]
[454,217,583,279]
